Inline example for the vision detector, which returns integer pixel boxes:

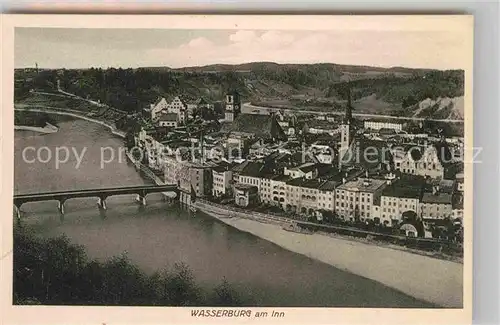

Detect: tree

[212,277,241,306]
[159,262,201,306]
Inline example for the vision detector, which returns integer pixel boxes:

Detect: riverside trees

[13,225,243,306]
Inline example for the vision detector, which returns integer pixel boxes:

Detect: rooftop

[422,192,453,205]
[381,180,423,199]
[337,177,387,193]
[340,138,393,170]
[239,161,264,177]
[221,113,287,141]
[318,180,340,191]
[431,179,455,193]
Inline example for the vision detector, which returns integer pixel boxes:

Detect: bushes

[13,225,242,306]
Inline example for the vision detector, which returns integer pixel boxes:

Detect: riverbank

[14,122,58,134]
[14,106,126,138]
[197,203,463,308]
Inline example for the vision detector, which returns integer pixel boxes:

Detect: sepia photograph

[2,14,473,324]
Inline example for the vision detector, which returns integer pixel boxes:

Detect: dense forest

[14,225,244,306]
[14,62,464,116]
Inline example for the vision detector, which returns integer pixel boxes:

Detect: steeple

[344,81,353,124]
[338,81,355,169]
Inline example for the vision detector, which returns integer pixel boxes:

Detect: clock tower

[225,91,241,122]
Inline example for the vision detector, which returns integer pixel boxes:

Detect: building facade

[150,97,169,121]
[158,113,179,128]
[420,191,453,220]
[364,120,403,132]
[234,184,259,207]
[335,178,387,222]
[212,167,233,197]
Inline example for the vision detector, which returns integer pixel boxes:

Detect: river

[13,116,433,307]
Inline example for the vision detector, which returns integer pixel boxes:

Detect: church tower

[225,91,241,122]
[338,83,354,168]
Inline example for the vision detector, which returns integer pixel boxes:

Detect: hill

[14,62,464,119]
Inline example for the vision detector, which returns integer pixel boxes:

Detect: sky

[15,28,467,70]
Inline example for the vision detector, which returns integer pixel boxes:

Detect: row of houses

[190,153,464,226]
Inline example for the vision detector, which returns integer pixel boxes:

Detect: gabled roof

[221,114,287,141]
[240,161,264,177]
[231,160,250,173]
[171,95,189,107]
[298,163,317,173]
[152,97,166,107]
[337,178,387,193]
[318,180,340,191]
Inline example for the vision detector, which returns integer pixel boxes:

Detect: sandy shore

[201,209,463,308]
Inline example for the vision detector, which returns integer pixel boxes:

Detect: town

[131,87,464,250]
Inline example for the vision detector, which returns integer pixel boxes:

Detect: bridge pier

[136,195,147,206]
[13,204,21,220]
[58,200,65,214]
[97,197,107,210]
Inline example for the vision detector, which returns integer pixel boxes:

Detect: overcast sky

[15,28,467,70]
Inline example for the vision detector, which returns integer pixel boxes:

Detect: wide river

[14,116,433,307]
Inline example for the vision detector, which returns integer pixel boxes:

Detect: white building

[420,191,453,220]
[364,120,403,132]
[392,143,453,179]
[212,166,233,197]
[150,97,169,121]
[335,178,387,222]
[380,185,420,226]
[167,96,188,125]
[269,175,290,209]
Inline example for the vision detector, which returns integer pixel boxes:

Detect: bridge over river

[13,184,178,218]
